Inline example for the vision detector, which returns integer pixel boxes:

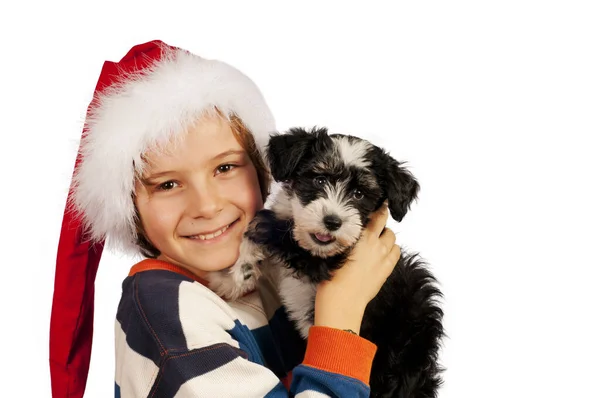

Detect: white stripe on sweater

[228,290,270,330]
[114,320,159,397]
[178,281,241,350]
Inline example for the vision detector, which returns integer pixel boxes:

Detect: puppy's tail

[363,251,444,398]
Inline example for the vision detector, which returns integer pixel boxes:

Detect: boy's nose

[188,182,223,218]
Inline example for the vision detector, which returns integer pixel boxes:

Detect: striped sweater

[115,259,377,397]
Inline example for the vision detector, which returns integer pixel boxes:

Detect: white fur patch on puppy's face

[290,183,363,258]
[333,136,371,169]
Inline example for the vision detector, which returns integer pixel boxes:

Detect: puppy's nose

[323,214,342,231]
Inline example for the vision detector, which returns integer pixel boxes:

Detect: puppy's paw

[245,209,281,245]
[206,238,265,300]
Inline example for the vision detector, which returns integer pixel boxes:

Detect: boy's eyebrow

[212,149,246,160]
[145,170,175,178]
[138,171,175,185]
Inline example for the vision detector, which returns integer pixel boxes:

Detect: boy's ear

[267,127,326,182]
[371,147,420,222]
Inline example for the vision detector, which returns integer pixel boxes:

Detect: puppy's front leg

[206,211,276,300]
[244,209,281,246]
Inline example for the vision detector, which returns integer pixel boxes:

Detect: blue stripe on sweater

[117,271,191,365]
[229,320,266,365]
[149,343,242,398]
[291,365,370,398]
[265,381,290,397]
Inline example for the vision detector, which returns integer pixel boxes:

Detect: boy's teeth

[191,223,231,240]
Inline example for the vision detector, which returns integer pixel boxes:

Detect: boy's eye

[217,164,236,174]
[157,181,178,191]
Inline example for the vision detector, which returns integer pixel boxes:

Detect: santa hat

[49,40,276,397]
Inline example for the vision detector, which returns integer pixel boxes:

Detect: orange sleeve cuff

[302,326,377,385]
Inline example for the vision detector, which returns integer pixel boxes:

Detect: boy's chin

[192,249,241,273]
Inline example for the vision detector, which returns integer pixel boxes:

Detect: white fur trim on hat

[71,47,276,255]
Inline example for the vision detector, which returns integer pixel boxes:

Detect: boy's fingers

[379,228,396,252]
[384,245,401,270]
[367,201,389,235]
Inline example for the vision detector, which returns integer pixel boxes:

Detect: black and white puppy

[209,127,444,398]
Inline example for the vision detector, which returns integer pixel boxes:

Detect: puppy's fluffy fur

[208,127,444,397]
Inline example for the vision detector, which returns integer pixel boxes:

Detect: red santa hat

[49,40,276,397]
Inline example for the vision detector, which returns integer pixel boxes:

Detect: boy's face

[134,115,263,278]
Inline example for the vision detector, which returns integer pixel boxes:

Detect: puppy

[208,127,444,397]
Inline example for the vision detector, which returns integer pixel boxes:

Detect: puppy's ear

[267,127,329,182]
[372,147,420,222]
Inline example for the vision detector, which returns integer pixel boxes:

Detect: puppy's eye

[353,189,364,200]
[314,176,327,186]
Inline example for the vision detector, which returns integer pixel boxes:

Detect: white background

[1,1,599,397]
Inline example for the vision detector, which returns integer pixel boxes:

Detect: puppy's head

[267,127,419,257]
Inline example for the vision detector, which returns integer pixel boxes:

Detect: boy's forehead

[141,115,243,171]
